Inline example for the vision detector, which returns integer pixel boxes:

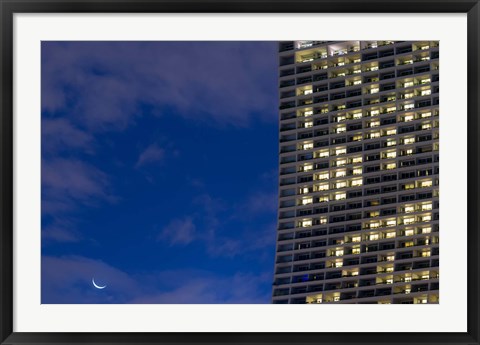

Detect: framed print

[1,1,479,345]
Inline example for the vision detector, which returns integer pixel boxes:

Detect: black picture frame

[1,1,479,344]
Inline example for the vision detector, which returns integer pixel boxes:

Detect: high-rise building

[273,41,439,304]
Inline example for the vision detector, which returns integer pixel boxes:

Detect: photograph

[41,40,439,305]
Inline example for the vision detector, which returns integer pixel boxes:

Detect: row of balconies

[275,238,439,263]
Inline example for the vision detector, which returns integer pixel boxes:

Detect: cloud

[42,255,272,304]
[41,41,278,131]
[42,255,140,304]
[135,143,165,168]
[42,218,81,243]
[130,271,273,304]
[42,158,113,211]
[42,118,93,155]
[157,217,196,246]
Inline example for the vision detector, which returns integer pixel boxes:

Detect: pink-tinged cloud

[158,217,196,246]
[135,143,165,168]
[41,42,277,131]
[42,118,93,154]
[42,255,272,304]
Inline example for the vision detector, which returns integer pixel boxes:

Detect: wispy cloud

[157,217,196,246]
[42,255,272,304]
[135,143,165,168]
[42,41,277,130]
[42,118,93,155]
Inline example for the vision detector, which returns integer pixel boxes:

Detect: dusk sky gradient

[41,41,279,303]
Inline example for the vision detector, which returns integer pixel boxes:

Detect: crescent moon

[92,278,107,289]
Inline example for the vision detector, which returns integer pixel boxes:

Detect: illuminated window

[352,157,363,163]
[421,203,432,211]
[386,129,397,136]
[336,181,347,189]
[304,110,313,117]
[420,45,430,50]
[404,104,415,110]
[405,149,413,155]
[353,80,362,85]
[404,81,414,87]
[385,151,397,159]
[421,273,430,279]
[334,296,340,302]
[386,231,396,238]
[369,233,379,240]
[353,167,363,175]
[352,112,362,119]
[303,143,313,150]
[370,222,380,229]
[335,260,343,267]
[302,187,309,194]
[336,170,346,178]
[404,93,414,99]
[404,59,413,64]
[370,211,380,218]
[420,180,433,188]
[305,121,313,128]
[351,179,363,187]
[405,276,412,282]
[336,126,346,133]
[404,241,414,247]
[352,236,361,242]
[351,270,359,276]
[319,196,329,203]
[420,78,431,84]
[370,120,380,127]
[385,267,394,273]
[387,140,397,147]
[336,159,347,167]
[370,110,380,116]
[404,114,414,121]
[421,215,432,222]
[386,255,394,261]
[318,172,329,180]
[302,219,312,227]
[421,251,431,257]
[422,227,432,234]
[385,163,396,170]
[405,288,411,294]
[386,220,397,227]
[318,183,329,191]
[386,278,394,284]
[405,229,415,236]
[319,150,329,158]
[304,89,313,95]
[422,123,432,130]
[335,193,346,201]
[320,217,328,224]
[303,164,313,172]
[370,132,380,138]
[336,147,346,155]
[404,137,415,144]
[386,106,396,113]
[404,217,415,225]
[371,87,379,94]
[302,197,313,205]
[421,89,431,96]
[421,112,432,118]
[352,246,361,254]
[337,115,346,122]
[335,249,344,256]
[405,205,415,213]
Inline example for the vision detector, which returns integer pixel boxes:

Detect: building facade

[273,41,439,304]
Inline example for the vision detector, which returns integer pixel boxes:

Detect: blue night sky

[41,41,279,303]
